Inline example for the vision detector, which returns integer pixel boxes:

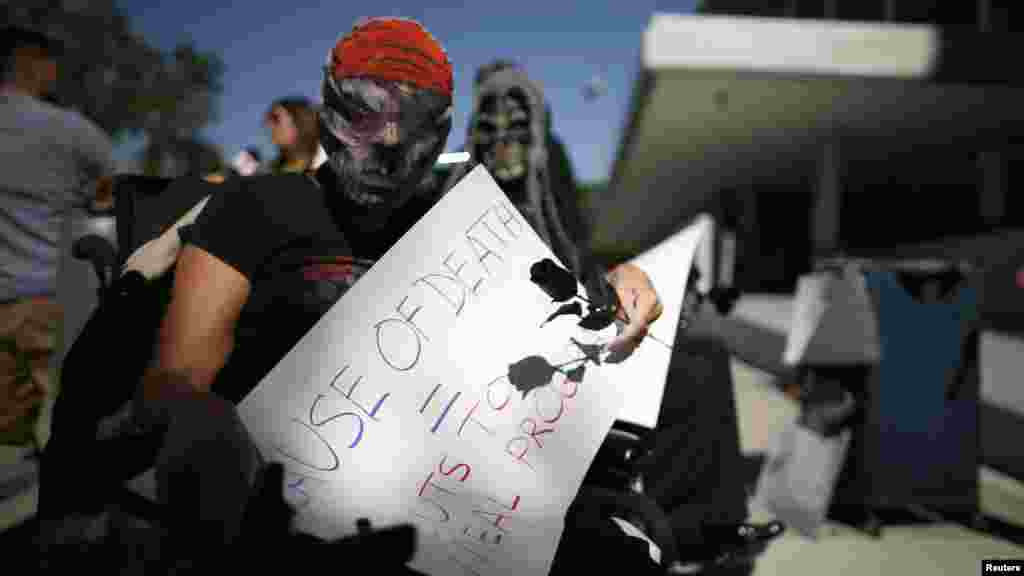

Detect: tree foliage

[2,0,225,175]
[577,180,607,217]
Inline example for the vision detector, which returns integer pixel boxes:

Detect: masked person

[34,21,661,569]
[443,60,582,280]
[427,59,679,572]
[45,17,658,564]
[443,59,660,359]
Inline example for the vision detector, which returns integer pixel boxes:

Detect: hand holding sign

[605,263,664,363]
[528,257,662,364]
[597,215,713,428]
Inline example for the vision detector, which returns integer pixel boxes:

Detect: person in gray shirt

[1,27,115,445]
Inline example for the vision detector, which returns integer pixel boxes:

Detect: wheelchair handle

[72,234,118,298]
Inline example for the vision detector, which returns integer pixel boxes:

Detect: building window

[934,1,980,28]
[839,150,985,250]
[836,0,886,22]
[986,3,1024,32]
[795,0,825,19]
[1005,146,1024,227]
[899,1,939,24]
[735,184,812,293]
[898,0,979,28]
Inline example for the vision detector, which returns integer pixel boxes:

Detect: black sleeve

[547,134,588,249]
[546,135,616,306]
[178,176,299,281]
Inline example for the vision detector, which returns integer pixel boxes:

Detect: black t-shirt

[179,167,434,403]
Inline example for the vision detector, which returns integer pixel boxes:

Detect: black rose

[530,258,578,303]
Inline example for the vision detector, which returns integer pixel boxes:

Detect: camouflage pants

[0,297,61,448]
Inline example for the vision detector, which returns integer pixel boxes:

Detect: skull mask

[470,86,533,183]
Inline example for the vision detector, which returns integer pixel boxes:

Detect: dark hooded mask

[470,86,533,183]
[463,68,572,264]
[443,64,617,312]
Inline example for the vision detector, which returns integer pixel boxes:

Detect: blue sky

[115,0,698,182]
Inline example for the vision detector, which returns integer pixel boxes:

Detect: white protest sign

[238,166,623,576]
[612,215,713,429]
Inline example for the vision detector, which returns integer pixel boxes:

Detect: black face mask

[319,72,451,225]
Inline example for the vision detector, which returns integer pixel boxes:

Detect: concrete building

[595,1,1024,294]
[591,1,1024,494]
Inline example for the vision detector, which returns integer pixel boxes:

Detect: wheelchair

[43,173,778,574]
[39,175,198,535]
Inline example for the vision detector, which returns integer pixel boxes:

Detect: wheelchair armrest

[72,234,118,287]
[72,234,117,265]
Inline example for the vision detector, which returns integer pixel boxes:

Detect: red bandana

[330,18,453,98]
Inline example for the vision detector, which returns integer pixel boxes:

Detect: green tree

[3,0,225,175]
[136,42,226,177]
[576,180,607,218]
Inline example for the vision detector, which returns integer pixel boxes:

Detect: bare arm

[139,245,251,409]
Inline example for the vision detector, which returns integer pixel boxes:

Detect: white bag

[783,268,881,366]
[753,420,851,539]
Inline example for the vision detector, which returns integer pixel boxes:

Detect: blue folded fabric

[865,269,979,501]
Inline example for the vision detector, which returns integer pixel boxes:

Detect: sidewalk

[730,359,1024,576]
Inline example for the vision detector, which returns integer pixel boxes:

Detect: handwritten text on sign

[238,166,622,576]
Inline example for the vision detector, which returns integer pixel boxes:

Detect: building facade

[695,0,1022,293]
